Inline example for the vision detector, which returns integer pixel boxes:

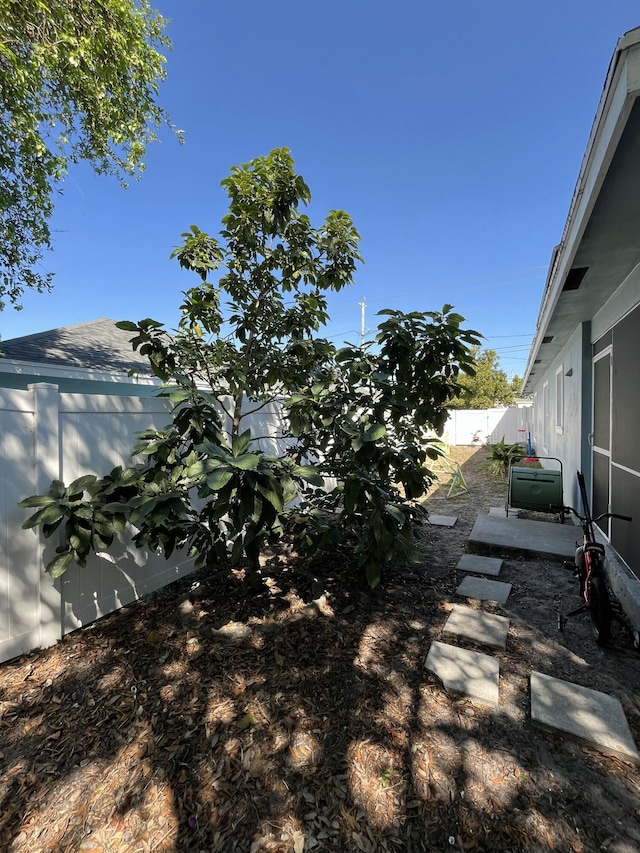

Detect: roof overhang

[523,26,640,393]
[0,357,160,386]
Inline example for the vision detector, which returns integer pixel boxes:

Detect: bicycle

[557,470,632,646]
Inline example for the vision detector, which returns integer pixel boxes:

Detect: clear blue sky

[3,0,640,379]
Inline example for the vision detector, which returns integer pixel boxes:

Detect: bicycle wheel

[589,575,612,646]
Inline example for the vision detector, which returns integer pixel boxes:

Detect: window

[555,366,564,434]
[543,381,549,450]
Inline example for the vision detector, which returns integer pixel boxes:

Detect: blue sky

[3,1,640,379]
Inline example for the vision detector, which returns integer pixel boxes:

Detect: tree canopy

[449,347,520,409]
[21,148,480,589]
[0,0,175,310]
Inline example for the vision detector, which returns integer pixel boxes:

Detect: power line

[485,333,535,339]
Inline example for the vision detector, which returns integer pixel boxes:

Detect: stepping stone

[456,576,512,604]
[531,672,640,765]
[429,514,457,527]
[425,640,499,707]
[443,604,509,650]
[488,506,507,517]
[456,553,503,577]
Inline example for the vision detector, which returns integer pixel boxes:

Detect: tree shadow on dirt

[1,548,640,852]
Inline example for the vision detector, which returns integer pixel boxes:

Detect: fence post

[28,383,63,649]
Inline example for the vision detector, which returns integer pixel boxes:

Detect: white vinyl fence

[441,406,532,447]
[0,383,287,664]
[1,385,530,664]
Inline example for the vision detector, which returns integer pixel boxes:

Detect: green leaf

[365,560,382,589]
[185,459,219,478]
[42,518,64,537]
[230,536,243,565]
[343,477,360,515]
[206,469,235,491]
[168,387,192,405]
[230,453,260,471]
[363,424,386,442]
[68,474,98,495]
[21,504,65,529]
[256,481,284,513]
[69,529,91,551]
[232,430,252,457]
[18,494,56,509]
[130,497,159,521]
[46,551,73,579]
[292,465,323,486]
[385,504,406,524]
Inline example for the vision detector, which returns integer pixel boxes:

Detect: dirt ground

[1,446,639,853]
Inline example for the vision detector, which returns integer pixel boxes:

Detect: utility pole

[359,297,366,347]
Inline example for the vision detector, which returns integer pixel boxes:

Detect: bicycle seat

[584,543,605,556]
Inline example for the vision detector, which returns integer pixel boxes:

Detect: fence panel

[442,407,532,445]
[0,389,40,662]
[0,386,533,662]
[57,394,194,635]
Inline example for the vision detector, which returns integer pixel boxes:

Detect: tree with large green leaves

[20,148,480,588]
[448,347,518,409]
[0,0,175,310]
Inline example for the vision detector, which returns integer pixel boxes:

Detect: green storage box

[507,461,564,519]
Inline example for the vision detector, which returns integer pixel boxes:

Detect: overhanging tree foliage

[0,0,175,310]
[20,148,481,588]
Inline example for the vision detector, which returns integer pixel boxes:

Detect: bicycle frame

[558,470,631,646]
[575,471,605,604]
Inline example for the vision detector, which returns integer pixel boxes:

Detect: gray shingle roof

[0,318,152,374]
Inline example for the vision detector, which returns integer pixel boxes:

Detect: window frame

[555,365,564,434]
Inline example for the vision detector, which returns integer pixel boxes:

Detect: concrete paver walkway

[531,671,640,764]
[425,641,499,707]
[428,514,458,527]
[424,511,640,764]
[443,604,509,650]
[456,575,512,604]
[468,513,578,560]
[456,553,503,577]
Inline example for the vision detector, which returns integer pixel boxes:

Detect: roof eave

[522,27,640,392]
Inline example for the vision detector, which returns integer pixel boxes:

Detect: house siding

[530,325,587,511]
[530,293,640,576]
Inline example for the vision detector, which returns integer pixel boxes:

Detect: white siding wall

[529,325,586,511]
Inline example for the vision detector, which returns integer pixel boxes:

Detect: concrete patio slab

[425,641,499,707]
[488,506,507,517]
[428,514,457,527]
[468,514,577,561]
[531,672,640,765]
[456,553,503,577]
[468,513,640,635]
[456,576,512,604]
[443,604,509,650]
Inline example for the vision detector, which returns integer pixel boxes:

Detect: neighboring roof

[523,26,640,393]
[0,318,152,374]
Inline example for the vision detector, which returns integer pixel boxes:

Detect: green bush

[489,437,526,479]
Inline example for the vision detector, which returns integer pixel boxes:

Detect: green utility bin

[506,458,564,521]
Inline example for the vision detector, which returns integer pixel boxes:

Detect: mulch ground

[1,447,640,852]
